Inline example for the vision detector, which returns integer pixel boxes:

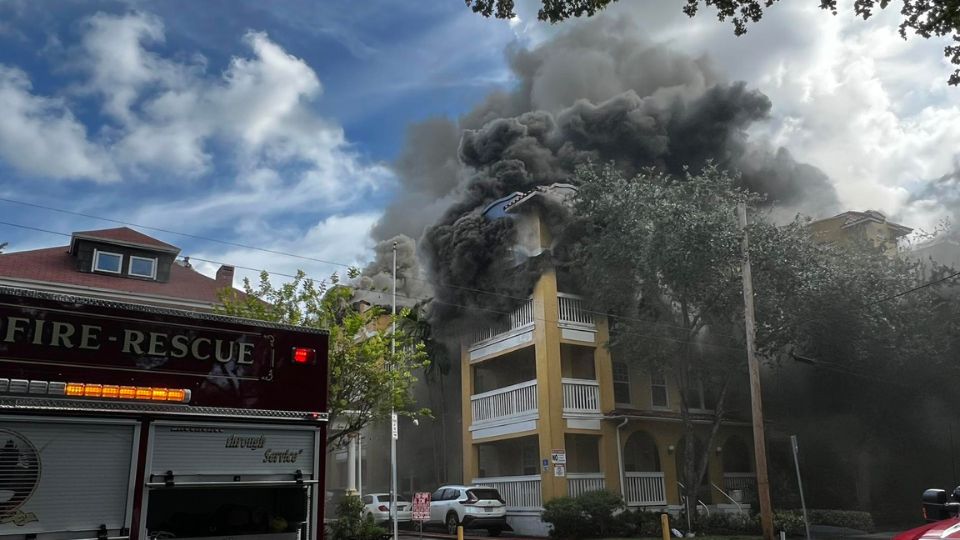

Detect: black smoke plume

[372,14,840,329]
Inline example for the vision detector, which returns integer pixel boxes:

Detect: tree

[0,242,7,254]
[465,0,960,85]
[218,270,430,449]
[564,162,947,519]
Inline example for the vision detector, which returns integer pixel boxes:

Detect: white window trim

[127,255,158,279]
[650,371,670,410]
[92,249,123,274]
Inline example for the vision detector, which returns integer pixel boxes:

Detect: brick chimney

[215,265,235,287]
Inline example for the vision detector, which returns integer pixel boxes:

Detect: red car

[895,489,960,540]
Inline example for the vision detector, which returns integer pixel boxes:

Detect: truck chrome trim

[0,397,329,421]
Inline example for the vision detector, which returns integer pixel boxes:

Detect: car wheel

[488,528,502,537]
[446,513,459,535]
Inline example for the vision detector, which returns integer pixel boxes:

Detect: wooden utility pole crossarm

[738,202,775,540]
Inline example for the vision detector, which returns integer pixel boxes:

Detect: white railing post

[473,475,543,511]
[561,378,601,415]
[624,472,667,506]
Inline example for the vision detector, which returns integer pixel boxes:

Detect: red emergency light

[292,347,316,365]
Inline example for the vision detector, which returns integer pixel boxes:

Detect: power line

[0,219,749,353]
[0,200,740,338]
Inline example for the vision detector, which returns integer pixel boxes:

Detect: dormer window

[128,256,158,279]
[92,250,122,274]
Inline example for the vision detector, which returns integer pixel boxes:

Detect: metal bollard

[457,525,464,540]
[661,513,671,540]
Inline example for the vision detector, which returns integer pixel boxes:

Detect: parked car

[428,485,508,536]
[894,487,960,540]
[362,493,412,525]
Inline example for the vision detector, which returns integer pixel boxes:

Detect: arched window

[623,431,660,472]
[722,436,752,473]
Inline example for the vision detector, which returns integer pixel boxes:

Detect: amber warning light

[292,347,316,365]
[0,378,191,403]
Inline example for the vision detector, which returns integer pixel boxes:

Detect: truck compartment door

[0,416,137,538]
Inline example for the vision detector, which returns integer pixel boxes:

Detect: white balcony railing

[471,380,538,425]
[472,299,534,345]
[562,378,601,415]
[567,473,606,497]
[723,472,756,492]
[473,475,542,511]
[558,293,595,327]
[625,471,667,506]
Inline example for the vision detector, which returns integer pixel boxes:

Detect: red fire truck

[0,286,329,540]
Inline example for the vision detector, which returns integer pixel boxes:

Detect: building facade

[462,187,755,535]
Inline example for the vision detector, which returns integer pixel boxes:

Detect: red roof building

[0,227,236,311]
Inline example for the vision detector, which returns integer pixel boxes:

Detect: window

[128,255,157,279]
[612,361,630,404]
[92,250,122,274]
[362,495,373,505]
[651,370,669,408]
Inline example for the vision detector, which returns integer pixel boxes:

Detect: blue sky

[0,0,519,282]
[1,0,957,286]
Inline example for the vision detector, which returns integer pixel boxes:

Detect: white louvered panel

[151,424,317,476]
[0,419,135,535]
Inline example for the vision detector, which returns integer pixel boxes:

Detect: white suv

[428,485,507,536]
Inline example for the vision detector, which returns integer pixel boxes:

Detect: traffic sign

[412,492,431,521]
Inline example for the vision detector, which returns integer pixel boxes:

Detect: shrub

[578,490,628,537]
[542,496,589,539]
[542,491,631,539]
[808,509,874,531]
[330,495,386,540]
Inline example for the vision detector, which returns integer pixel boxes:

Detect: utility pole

[738,202,774,540]
[391,241,399,540]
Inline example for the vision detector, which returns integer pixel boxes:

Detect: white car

[428,485,507,536]
[362,493,412,525]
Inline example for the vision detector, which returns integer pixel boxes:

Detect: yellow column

[462,342,478,483]
[533,269,567,501]
[594,316,621,496]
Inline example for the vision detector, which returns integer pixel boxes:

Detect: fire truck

[0,286,329,540]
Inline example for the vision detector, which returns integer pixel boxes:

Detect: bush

[807,509,874,531]
[578,490,628,536]
[541,491,631,539]
[542,496,590,539]
[330,495,386,540]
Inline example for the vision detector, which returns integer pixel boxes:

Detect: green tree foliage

[565,162,954,519]
[218,270,430,448]
[330,495,386,540]
[466,0,960,85]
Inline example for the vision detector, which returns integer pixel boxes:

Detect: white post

[357,434,363,497]
[391,241,399,540]
[347,434,357,494]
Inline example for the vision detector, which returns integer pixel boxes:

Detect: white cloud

[0,66,117,181]
[189,212,381,288]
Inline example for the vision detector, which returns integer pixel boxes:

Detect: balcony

[624,472,667,506]
[723,472,756,493]
[562,378,601,415]
[473,475,542,512]
[567,473,606,497]
[469,299,535,362]
[557,293,596,343]
[470,380,538,439]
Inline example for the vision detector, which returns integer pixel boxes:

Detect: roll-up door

[149,423,317,480]
[0,416,137,538]
[144,422,319,540]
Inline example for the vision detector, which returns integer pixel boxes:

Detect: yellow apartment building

[463,185,756,535]
[809,210,912,256]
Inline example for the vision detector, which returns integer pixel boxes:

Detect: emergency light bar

[0,378,191,403]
